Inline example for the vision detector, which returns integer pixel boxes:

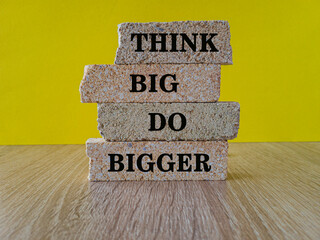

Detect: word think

[131,33,219,52]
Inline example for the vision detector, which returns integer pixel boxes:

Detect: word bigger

[108,153,212,172]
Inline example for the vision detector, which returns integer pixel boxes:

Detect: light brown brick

[98,102,240,141]
[115,21,232,64]
[87,138,228,181]
[80,64,220,103]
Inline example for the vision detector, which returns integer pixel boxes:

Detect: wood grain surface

[0,143,319,240]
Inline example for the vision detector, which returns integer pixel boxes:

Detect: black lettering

[177,154,192,172]
[180,33,198,52]
[200,33,219,52]
[149,74,158,92]
[150,33,168,52]
[157,153,175,172]
[109,154,124,172]
[130,74,147,92]
[194,154,211,172]
[137,153,154,172]
[149,113,166,131]
[170,33,178,52]
[160,74,178,92]
[126,154,135,172]
[168,113,186,131]
[131,33,148,52]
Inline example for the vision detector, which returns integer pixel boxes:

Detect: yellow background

[0,0,319,145]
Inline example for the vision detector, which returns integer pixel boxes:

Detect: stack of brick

[80,21,240,181]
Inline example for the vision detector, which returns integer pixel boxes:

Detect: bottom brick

[86,138,228,181]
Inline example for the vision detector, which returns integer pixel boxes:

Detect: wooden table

[0,143,319,239]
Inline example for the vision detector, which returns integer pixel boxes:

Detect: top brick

[115,21,232,65]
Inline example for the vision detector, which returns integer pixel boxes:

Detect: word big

[130,74,178,92]
[131,33,219,52]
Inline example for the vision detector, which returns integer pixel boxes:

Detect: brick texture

[97,102,240,141]
[80,64,220,103]
[87,138,228,181]
[115,21,232,64]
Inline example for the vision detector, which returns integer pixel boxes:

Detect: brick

[87,138,228,181]
[80,64,220,103]
[97,102,240,141]
[115,21,232,64]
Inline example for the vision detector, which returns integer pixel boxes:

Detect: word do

[149,113,186,131]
